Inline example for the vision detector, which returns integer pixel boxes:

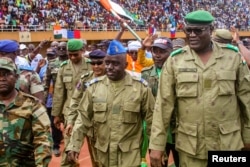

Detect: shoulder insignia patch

[60,60,68,67]
[80,72,90,79]
[84,76,105,87]
[132,77,148,87]
[225,44,239,52]
[170,48,183,57]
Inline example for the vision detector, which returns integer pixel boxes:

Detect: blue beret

[0,40,18,53]
[107,40,126,56]
[89,50,106,59]
[185,10,214,25]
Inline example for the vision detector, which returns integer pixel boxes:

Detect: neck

[195,43,213,55]
[0,89,18,106]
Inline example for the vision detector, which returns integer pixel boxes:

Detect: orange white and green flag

[53,25,62,39]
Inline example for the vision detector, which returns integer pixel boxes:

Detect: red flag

[74,30,81,39]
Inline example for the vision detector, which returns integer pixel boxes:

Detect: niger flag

[53,25,62,39]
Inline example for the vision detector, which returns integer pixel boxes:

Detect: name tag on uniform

[204,79,212,89]
[178,68,197,72]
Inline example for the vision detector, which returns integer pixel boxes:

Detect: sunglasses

[90,61,103,65]
[58,47,66,51]
[184,27,208,35]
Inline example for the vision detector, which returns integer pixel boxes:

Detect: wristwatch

[237,41,243,45]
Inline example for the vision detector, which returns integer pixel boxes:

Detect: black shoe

[53,148,61,157]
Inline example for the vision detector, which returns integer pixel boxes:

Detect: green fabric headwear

[67,39,83,52]
[185,10,215,25]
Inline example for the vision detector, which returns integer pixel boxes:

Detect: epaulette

[225,44,239,52]
[60,60,68,67]
[84,76,105,87]
[133,77,148,87]
[80,72,90,79]
[141,65,154,72]
[170,48,183,57]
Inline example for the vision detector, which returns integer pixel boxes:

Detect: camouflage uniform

[43,57,64,153]
[52,58,91,167]
[0,91,52,167]
[149,42,250,166]
[67,73,155,167]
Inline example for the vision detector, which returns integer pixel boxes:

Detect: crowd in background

[0,0,250,31]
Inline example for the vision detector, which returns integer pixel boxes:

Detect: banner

[19,32,31,42]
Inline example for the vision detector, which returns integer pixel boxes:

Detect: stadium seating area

[0,0,249,32]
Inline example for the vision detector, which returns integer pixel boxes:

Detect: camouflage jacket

[0,91,52,167]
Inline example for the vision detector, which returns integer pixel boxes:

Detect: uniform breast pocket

[123,102,140,123]
[216,71,236,95]
[93,103,107,123]
[63,76,72,90]
[176,73,199,97]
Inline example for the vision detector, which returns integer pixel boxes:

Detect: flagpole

[110,10,142,41]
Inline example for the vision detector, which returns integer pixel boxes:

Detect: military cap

[0,57,17,72]
[46,47,57,55]
[107,40,127,56]
[67,39,83,52]
[212,29,232,44]
[89,50,106,59]
[172,38,186,50]
[0,40,18,53]
[185,10,215,24]
[151,37,173,49]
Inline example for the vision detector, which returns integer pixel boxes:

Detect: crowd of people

[0,0,250,31]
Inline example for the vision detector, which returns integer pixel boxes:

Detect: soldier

[65,49,106,166]
[43,46,67,157]
[141,37,179,167]
[66,40,155,167]
[52,39,91,167]
[149,10,250,167]
[0,57,52,166]
[0,40,45,103]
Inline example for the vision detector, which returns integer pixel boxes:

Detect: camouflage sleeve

[52,67,66,116]
[32,103,52,166]
[149,57,176,151]
[43,64,52,95]
[66,87,93,153]
[30,71,44,94]
[237,62,250,144]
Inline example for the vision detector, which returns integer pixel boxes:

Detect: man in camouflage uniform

[141,37,179,167]
[66,40,155,167]
[0,40,44,103]
[0,57,52,166]
[43,44,68,157]
[149,10,250,167]
[65,49,106,167]
[52,39,91,167]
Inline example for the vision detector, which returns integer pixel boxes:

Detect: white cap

[127,41,141,51]
[19,44,27,50]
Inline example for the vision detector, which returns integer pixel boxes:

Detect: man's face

[0,69,18,95]
[104,55,127,81]
[127,50,138,61]
[68,50,82,64]
[90,58,106,77]
[184,24,211,52]
[151,46,172,68]
[57,43,67,58]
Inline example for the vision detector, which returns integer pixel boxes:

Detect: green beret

[185,10,214,25]
[67,39,83,52]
